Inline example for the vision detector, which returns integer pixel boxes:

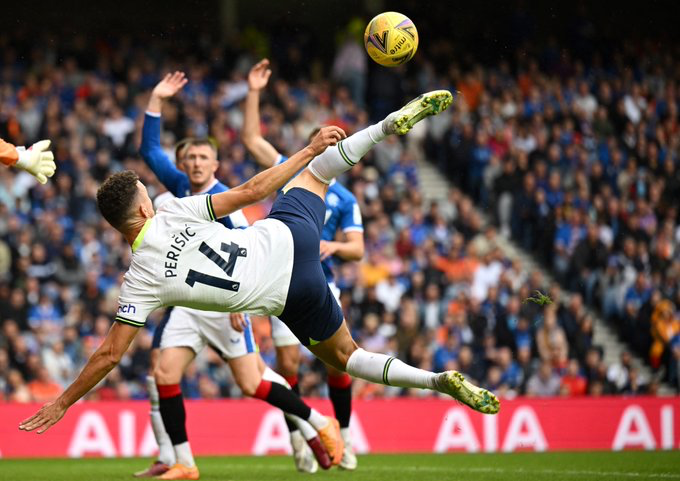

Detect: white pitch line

[216,463,680,479]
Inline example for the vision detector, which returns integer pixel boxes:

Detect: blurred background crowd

[0,1,678,403]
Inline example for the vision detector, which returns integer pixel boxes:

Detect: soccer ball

[364,11,418,67]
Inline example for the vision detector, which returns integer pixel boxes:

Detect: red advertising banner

[1,397,678,458]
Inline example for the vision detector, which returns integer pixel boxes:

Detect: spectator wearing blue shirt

[434,335,459,373]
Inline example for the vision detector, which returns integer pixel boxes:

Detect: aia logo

[118,304,137,314]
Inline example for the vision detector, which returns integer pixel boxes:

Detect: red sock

[284,375,299,389]
[253,379,272,400]
[327,373,352,389]
[157,383,182,399]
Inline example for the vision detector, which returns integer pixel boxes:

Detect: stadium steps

[415,155,674,395]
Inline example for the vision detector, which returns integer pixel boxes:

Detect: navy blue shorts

[151,309,172,349]
[267,188,344,346]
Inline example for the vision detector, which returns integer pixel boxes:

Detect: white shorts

[159,306,256,360]
[270,281,341,347]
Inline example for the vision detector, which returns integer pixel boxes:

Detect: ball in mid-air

[364,11,418,67]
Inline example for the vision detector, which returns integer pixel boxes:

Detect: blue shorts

[151,308,172,349]
[267,188,344,346]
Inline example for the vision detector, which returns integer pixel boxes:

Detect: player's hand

[230,312,247,333]
[248,59,272,91]
[308,126,347,157]
[152,71,188,100]
[18,400,67,434]
[320,240,339,261]
[15,140,56,184]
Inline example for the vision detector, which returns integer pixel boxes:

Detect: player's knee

[154,363,180,386]
[236,376,261,397]
[334,340,359,371]
[276,349,300,378]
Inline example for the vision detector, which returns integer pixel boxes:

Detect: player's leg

[154,346,200,480]
[271,317,317,472]
[136,349,175,477]
[135,314,175,478]
[154,309,204,480]
[308,321,500,415]
[325,363,357,470]
[228,352,338,468]
[303,90,453,185]
[325,284,357,470]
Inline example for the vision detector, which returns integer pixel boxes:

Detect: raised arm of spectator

[242,59,280,168]
[140,72,189,195]
[1,138,55,184]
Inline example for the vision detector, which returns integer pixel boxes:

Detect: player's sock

[173,442,195,468]
[345,348,437,389]
[147,376,176,466]
[253,379,313,421]
[262,367,301,433]
[280,374,301,433]
[327,373,352,429]
[286,414,318,441]
[308,123,387,184]
[157,383,195,467]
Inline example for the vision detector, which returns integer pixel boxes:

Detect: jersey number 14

[185,241,247,292]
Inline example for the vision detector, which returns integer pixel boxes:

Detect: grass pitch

[1,451,678,481]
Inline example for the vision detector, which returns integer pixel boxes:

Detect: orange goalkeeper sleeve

[0,138,19,166]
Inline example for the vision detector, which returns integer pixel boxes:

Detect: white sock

[307,408,329,431]
[346,348,437,389]
[146,376,176,465]
[174,441,195,467]
[262,366,290,388]
[340,427,352,443]
[308,122,387,183]
[287,414,317,441]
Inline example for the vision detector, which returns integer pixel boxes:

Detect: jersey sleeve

[340,195,364,233]
[158,195,217,222]
[140,113,188,196]
[0,139,19,166]
[115,277,161,328]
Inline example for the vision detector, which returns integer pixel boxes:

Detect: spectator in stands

[560,359,587,396]
[1,13,677,399]
[27,365,62,402]
[650,299,680,369]
[526,361,561,397]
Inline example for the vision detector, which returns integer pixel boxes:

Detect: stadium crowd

[0,17,677,404]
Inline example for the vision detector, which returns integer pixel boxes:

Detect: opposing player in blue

[242,59,364,470]
[135,72,338,479]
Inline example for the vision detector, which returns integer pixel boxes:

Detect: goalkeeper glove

[15,140,56,184]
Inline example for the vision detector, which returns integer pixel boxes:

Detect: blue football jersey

[276,154,363,281]
[140,112,249,229]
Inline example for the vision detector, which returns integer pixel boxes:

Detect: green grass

[1,452,679,481]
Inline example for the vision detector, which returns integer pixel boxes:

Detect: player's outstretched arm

[140,72,189,194]
[242,59,280,168]
[211,126,346,219]
[19,322,139,434]
[0,138,56,184]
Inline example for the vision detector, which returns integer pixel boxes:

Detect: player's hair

[308,127,321,143]
[184,137,219,155]
[96,170,140,230]
[174,137,193,162]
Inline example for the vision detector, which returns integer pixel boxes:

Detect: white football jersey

[115,195,294,327]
